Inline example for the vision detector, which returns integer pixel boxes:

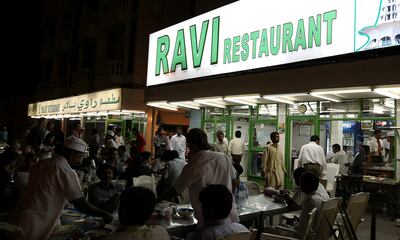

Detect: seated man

[103,187,169,240]
[296,172,330,236]
[120,152,155,187]
[190,184,249,240]
[88,164,123,213]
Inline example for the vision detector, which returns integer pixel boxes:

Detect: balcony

[99,0,131,30]
[95,60,124,86]
[79,13,98,41]
[71,68,95,90]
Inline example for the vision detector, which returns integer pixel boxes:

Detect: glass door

[202,118,233,144]
[285,116,317,187]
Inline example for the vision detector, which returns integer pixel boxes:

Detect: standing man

[212,130,229,156]
[153,127,169,159]
[261,132,286,189]
[13,136,113,240]
[170,126,186,160]
[367,129,385,164]
[70,122,84,139]
[228,131,245,164]
[331,144,348,175]
[164,128,238,227]
[298,135,327,186]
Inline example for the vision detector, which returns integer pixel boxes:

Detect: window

[320,101,359,119]
[258,104,277,119]
[381,36,391,46]
[361,98,395,118]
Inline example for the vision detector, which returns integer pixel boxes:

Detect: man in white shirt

[212,130,229,156]
[332,144,348,175]
[298,135,327,183]
[367,129,385,164]
[170,126,187,160]
[169,128,238,227]
[229,131,246,164]
[13,137,113,240]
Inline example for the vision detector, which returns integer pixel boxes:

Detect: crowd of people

[0,117,393,240]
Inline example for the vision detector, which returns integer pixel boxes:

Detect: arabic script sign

[28,89,122,116]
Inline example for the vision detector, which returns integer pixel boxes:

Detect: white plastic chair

[133,175,157,197]
[326,163,340,197]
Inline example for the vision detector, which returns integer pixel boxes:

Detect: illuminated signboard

[147,0,400,86]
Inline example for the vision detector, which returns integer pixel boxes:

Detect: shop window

[288,102,317,116]
[252,122,276,148]
[258,104,277,119]
[361,98,395,118]
[231,105,251,117]
[320,100,359,119]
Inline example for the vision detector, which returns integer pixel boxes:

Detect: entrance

[285,116,317,187]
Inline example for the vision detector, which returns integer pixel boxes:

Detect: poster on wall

[147,0,400,86]
[299,124,311,136]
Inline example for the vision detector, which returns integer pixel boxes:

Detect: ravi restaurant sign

[28,89,122,116]
[147,0,400,86]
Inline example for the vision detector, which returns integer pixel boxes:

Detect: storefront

[145,0,400,186]
[28,88,147,146]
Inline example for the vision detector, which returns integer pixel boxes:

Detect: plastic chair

[314,197,342,240]
[262,208,317,240]
[224,230,257,240]
[133,175,157,197]
[243,181,261,195]
[326,163,340,197]
[338,192,369,239]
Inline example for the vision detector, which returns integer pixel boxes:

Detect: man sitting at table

[103,187,169,240]
[190,184,249,240]
[88,163,123,213]
[12,136,113,240]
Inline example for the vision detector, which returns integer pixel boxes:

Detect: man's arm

[71,197,114,223]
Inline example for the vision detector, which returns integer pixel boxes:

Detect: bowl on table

[176,208,194,218]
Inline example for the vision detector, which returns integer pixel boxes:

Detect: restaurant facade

[145,0,400,186]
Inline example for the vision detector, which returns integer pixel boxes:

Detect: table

[362,166,395,178]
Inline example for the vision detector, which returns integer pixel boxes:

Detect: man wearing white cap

[383,131,395,162]
[13,136,113,240]
[105,130,118,150]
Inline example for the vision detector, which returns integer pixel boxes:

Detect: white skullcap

[387,131,395,137]
[106,130,115,137]
[64,136,87,153]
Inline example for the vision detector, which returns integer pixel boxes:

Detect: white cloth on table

[170,134,186,160]
[189,218,249,240]
[174,150,238,226]
[298,142,327,179]
[12,155,84,240]
[102,224,170,240]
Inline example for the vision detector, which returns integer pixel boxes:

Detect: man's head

[300,172,319,195]
[62,136,87,168]
[38,117,47,128]
[46,121,55,131]
[109,148,119,162]
[386,131,395,143]
[158,127,166,136]
[216,130,225,143]
[187,128,211,152]
[293,167,306,186]
[270,132,279,144]
[235,131,241,138]
[199,184,233,221]
[310,135,320,145]
[176,126,183,136]
[97,163,114,185]
[374,129,381,139]
[332,144,341,153]
[118,145,126,154]
[119,187,156,226]
[106,130,115,140]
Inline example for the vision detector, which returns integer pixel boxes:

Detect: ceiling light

[170,101,201,110]
[374,88,400,99]
[310,93,341,102]
[263,96,294,105]
[311,88,372,95]
[147,101,178,111]
[193,97,226,108]
[224,98,258,106]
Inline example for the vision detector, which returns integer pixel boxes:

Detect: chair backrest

[133,175,157,197]
[326,163,340,183]
[314,197,341,240]
[243,181,261,195]
[345,192,369,231]
[302,208,317,240]
[224,231,257,240]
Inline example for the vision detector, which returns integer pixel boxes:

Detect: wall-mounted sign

[147,0,400,86]
[28,89,122,116]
